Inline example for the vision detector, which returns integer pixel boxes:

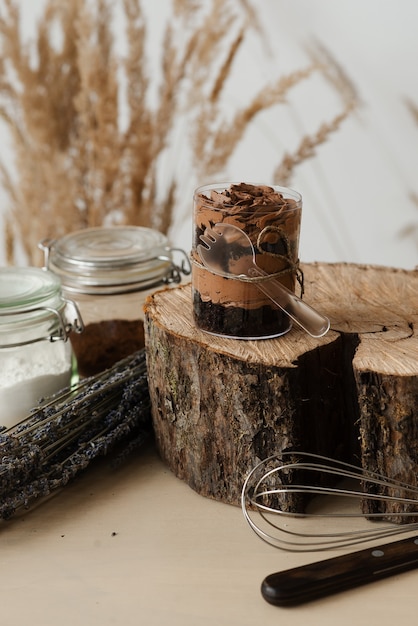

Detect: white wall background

[1,0,417,270]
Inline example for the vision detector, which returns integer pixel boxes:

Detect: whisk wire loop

[242,452,418,552]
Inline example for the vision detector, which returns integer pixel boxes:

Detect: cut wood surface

[144,262,418,511]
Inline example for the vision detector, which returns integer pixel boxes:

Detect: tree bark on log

[144,262,418,512]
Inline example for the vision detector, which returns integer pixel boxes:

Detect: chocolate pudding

[192,182,302,339]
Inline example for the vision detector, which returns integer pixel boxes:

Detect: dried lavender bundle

[0,349,152,520]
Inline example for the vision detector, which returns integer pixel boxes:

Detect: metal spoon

[197,223,330,338]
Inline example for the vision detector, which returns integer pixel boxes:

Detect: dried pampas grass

[402,99,418,250]
[0,0,357,264]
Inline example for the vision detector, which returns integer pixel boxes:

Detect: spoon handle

[247,266,330,338]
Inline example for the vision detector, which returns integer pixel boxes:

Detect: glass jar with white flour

[0,267,83,428]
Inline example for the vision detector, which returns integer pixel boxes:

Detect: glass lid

[0,267,62,312]
[46,226,172,293]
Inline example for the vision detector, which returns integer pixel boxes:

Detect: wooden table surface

[1,443,417,626]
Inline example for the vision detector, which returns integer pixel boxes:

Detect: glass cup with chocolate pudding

[191,182,302,340]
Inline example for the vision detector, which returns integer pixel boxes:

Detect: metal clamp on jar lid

[40,226,190,294]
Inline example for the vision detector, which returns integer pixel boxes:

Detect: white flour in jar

[0,341,72,429]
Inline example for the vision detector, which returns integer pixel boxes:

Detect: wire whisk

[242,452,418,552]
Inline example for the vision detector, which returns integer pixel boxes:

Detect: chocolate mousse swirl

[193,183,302,289]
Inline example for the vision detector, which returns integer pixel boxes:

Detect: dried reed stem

[193,63,320,175]
[274,101,356,186]
[396,99,418,250]
[273,42,359,185]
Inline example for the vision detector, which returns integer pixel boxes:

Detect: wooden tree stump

[144,263,418,511]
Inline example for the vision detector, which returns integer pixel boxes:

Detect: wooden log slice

[303,263,418,520]
[144,263,418,513]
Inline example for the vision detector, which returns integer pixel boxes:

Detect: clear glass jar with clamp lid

[40,226,190,377]
[0,267,83,428]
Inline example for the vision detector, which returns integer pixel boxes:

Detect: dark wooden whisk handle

[261,535,418,606]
